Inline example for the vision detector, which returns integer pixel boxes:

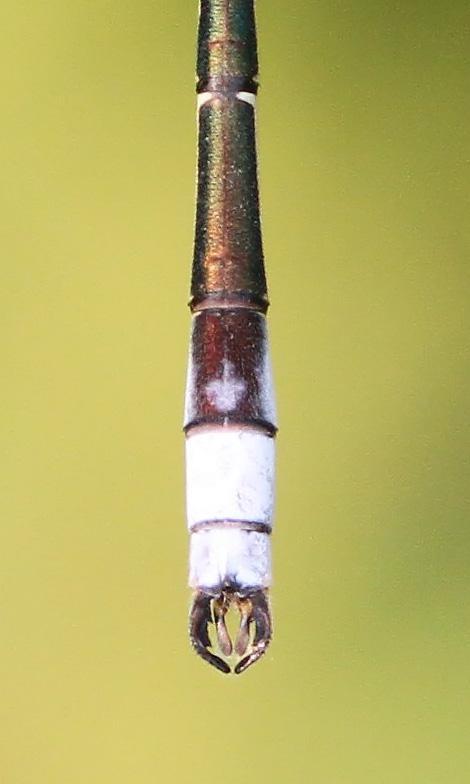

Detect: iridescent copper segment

[191,0,266,311]
[184,0,276,674]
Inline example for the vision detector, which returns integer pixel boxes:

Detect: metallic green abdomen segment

[197,0,258,89]
[191,98,267,307]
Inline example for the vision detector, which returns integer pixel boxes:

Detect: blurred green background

[2,1,469,782]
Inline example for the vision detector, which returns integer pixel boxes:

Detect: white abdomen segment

[186,429,275,528]
[189,527,271,591]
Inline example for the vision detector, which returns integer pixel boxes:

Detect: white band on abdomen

[197,92,256,110]
[185,429,275,529]
[197,92,213,110]
[236,91,256,106]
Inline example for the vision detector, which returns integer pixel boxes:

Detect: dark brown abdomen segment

[184,309,276,435]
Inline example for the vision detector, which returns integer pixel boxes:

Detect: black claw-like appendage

[234,590,272,674]
[189,589,272,674]
[189,591,231,674]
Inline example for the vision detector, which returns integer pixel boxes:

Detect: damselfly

[184,0,276,674]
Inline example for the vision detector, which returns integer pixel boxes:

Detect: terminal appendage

[189,588,271,674]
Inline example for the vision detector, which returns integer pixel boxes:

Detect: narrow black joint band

[184,418,278,437]
[197,75,258,94]
[190,519,272,535]
[189,292,269,314]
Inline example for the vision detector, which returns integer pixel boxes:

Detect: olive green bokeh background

[2,2,469,782]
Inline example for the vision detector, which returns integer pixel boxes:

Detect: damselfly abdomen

[184,0,276,674]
